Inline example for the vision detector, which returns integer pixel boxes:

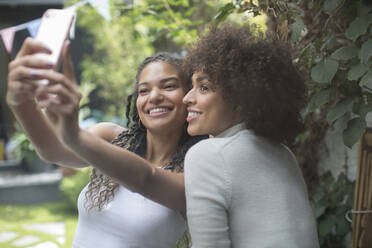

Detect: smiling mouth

[187,111,201,122]
[147,107,172,117]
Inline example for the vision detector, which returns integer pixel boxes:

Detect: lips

[147,107,173,117]
[186,110,202,122]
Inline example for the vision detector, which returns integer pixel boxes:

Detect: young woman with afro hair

[182,24,320,248]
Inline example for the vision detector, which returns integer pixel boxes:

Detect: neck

[212,119,244,137]
[145,129,183,166]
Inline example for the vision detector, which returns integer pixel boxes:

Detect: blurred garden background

[0,0,372,247]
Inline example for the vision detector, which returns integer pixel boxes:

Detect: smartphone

[35,9,75,85]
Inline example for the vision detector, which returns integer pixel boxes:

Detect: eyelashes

[200,85,209,92]
[138,84,179,95]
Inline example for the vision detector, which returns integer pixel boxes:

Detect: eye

[199,85,209,93]
[138,88,149,95]
[164,82,178,90]
[164,84,176,90]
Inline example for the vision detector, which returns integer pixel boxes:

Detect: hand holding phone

[35,9,75,85]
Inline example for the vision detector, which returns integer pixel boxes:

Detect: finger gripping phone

[35,9,75,84]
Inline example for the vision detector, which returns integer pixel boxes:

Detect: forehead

[192,71,209,82]
[139,62,180,83]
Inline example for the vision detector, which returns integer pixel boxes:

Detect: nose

[149,88,164,104]
[183,88,195,105]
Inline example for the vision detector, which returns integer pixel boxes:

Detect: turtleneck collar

[215,123,246,138]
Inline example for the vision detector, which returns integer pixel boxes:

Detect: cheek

[136,98,145,114]
[172,91,187,107]
[175,90,186,102]
[180,105,187,117]
[202,97,224,121]
[199,98,213,114]
[176,102,187,119]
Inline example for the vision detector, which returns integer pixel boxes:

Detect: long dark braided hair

[85,52,205,212]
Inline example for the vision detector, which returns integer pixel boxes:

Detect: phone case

[35,9,75,85]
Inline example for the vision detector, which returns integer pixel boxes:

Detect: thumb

[61,40,77,84]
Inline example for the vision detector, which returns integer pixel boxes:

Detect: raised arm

[6,38,114,168]
[32,41,186,211]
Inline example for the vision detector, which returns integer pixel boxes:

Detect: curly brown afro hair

[184,24,306,145]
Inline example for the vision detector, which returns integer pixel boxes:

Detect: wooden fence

[352,128,372,248]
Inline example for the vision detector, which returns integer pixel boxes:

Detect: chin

[187,126,204,136]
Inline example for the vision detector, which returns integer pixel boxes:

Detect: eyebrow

[138,76,179,86]
[160,76,179,83]
[193,75,216,91]
[195,75,209,82]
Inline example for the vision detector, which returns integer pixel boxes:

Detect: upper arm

[87,122,125,142]
[184,141,231,247]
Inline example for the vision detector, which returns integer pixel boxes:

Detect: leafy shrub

[311,171,354,247]
[9,124,36,164]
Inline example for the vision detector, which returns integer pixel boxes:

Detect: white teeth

[149,108,168,114]
[188,112,201,117]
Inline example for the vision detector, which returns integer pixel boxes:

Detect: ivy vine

[214,1,372,247]
[215,0,372,148]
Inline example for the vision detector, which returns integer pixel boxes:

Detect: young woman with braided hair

[7,38,203,247]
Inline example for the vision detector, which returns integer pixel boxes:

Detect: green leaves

[326,100,369,148]
[311,171,354,245]
[314,205,327,218]
[360,69,372,86]
[347,63,369,81]
[291,18,306,43]
[307,88,335,113]
[345,16,369,41]
[308,6,371,149]
[323,0,343,12]
[326,99,353,124]
[214,3,235,25]
[343,117,366,148]
[331,45,358,60]
[311,59,339,83]
[314,4,372,148]
[307,87,367,148]
[358,2,372,17]
[358,102,372,118]
[359,39,372,64]
[319,217,337,237]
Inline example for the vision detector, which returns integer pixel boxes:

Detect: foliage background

[71,0,230,121]
[54,0,372,247]
[212,0,371,247]
[5,0,372,247]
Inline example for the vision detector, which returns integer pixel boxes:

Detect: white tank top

[72,184,186,248]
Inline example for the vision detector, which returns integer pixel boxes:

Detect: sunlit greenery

[66,0,230,119]
[4,1,370,247]
[0,203,78,248]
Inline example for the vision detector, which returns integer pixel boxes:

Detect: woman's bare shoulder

[87,122,127,142]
